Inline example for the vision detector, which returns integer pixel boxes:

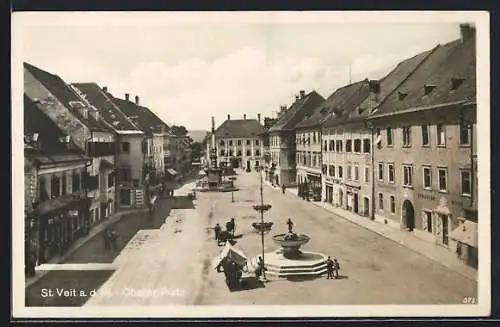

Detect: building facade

[24,97,90,267]
[268,90,325,186]
[25,63,116,228]
[367,23,477,266]
[213,114,265,171]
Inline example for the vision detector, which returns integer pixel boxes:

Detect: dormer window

[451,77,465,90]
[398,92,408,101]
[424,84,437,95]
[82,108,88,119]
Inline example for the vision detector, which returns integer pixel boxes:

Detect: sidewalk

[25,208,147,289]
[263,178,478,282]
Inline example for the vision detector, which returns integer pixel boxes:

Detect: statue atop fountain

[272,219,310,259]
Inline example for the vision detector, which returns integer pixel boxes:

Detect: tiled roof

[72,83,141,132]
[108,94,169,135]
[374,37,475,115]
[304,80,368,129]
[24,63,112,133]
[323,43,438,127]
[214,119,265,138]
[24,95,88,164]
[269,91,325,132]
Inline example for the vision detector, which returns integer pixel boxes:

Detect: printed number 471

[462,296,477,304]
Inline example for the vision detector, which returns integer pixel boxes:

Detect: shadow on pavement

[285,275,324,282]
[228,276,265,292]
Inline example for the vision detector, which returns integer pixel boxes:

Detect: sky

[21,14,462,131]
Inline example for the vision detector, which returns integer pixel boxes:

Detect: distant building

[267,90,325,186]
[106,92,169,206]
[72,83,146,209]
[211,114,266,171]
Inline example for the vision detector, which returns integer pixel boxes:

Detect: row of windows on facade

[377,124,472,148]
[297,152,322,167]
[219,139,260,147]
[38,171,115,201]
[322,162,473,197]
[296,131,321,145]
[119,142,164,154]
[220,149,261,157]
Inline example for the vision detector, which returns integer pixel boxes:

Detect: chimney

[300,90,306,99]
[460,23,475,43]
[102,86,108,93]
[125,93,130,101]
[257,113,261,123]
[135,96,139,105]
[227,114,231,120]
[295,95,300,101]
[243,114,246,120]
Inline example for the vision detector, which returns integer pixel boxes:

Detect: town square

[14,11,489,317]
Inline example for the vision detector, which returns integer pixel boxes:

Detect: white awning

[449,220,478,247]
[167,168,178,175]
[212,243,247,269]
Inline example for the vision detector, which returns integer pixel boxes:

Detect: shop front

[306,172,322,201]
[34,194,88,264]
[345,184,361,214]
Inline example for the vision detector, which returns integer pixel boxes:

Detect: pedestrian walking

[214,223,222,243]
[282,184,286,194]
[333,257,340,279]
[109,229,119,250]
[326,256,334,279]
[230,218,236,237]
[103,229,111,251]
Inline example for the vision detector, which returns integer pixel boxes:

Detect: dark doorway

[119,189,131,206]
[230,158,239,168]
[363,197,370,217]
[402,200,415,231]
[441,214,449,245]
[275,175,279,185]
[353,193,359,213]
[246,160,251,171]
[338,189,343,207]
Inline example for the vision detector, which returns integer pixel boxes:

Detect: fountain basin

[272,233,310,259]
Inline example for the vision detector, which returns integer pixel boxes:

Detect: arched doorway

[402,200,415,231]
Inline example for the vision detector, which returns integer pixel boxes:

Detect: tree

[170,125,188,136]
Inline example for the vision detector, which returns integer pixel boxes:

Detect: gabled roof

[214,119,265,138]
[107,94,169,135]
[24,63,112,133]
[269,91,325,132]
[24,95,88,164]
[72,83,141,132]
[300,80,368,129]
[374,37,475,116]
[323,43,438,128]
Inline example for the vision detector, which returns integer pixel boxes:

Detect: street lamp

[253,165,272,282]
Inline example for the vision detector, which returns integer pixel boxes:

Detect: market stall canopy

[212,243,248,269]
[449,220,478,248]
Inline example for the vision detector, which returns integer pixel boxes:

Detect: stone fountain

[272,219,310,259]
[249,219,328,278]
